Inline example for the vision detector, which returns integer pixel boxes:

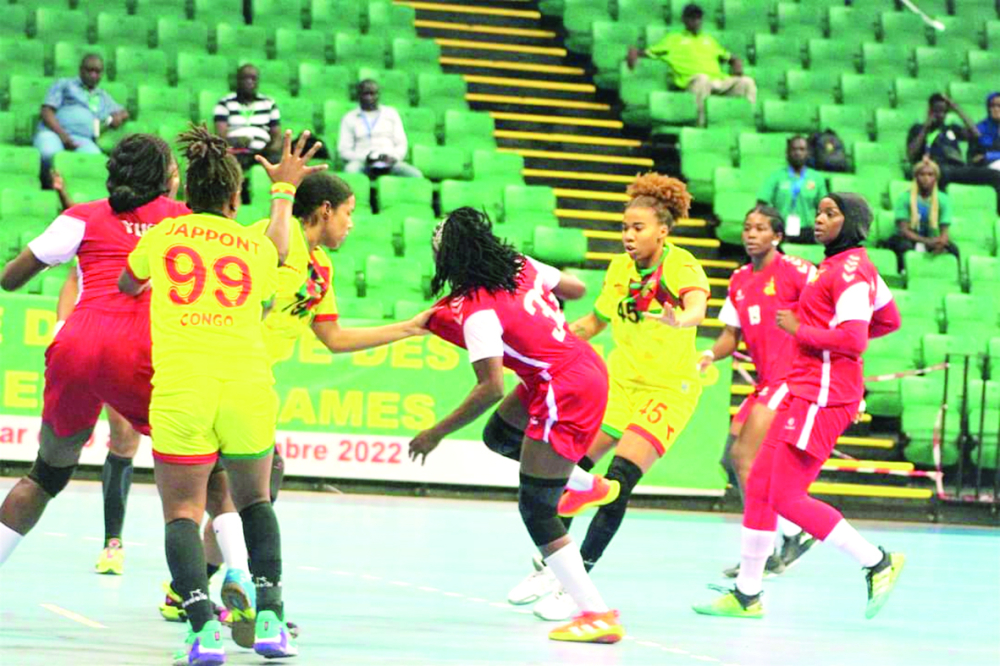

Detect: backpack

[807,130,848,172]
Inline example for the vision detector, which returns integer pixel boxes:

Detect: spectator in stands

[971,92,1000,171]
[214,64,282,173]
[33,54,129,185]
[338,80,422,178]
[907,93,1000,213]
[756,136,829,244]
[627,3,755,127]
[881,157,958,272]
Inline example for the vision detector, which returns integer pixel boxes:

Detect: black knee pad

[28,456,76,498]
[518,474,567,547]
[483,412,524,461]
[605,456,643,507]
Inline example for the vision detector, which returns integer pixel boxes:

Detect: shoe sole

[221,582,255,649]
[190,654,226,666]
[557,483,621,518]
[865,556,906,620]
[549,629,624,644]
[254,639,297,659]
[692,605,764,619]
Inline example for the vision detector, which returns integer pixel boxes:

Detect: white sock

[778,516,803,539]
[0,522,24,568]
[566,466,594,492]
[735,527,775,596]
[212,512,249,573]
[824,519,883,568]
[544,542,609,613]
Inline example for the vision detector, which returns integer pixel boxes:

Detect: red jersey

[719,253,814,388]
[27,197,190,315]
[788,248,882,406]
[427,258,589,383]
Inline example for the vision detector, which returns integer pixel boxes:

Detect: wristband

[271,192,295,203]
[270,182,296,195]
[700,349,715,360]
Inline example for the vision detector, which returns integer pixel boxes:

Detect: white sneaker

[532,587,579,621]
[507,556,559,605]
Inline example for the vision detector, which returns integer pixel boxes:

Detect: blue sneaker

[221,569,256,649]
[172,620,226,665]
[254,610,298,659]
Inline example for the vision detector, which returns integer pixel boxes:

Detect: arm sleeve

[27,214,86,266]
[719,296,740,328]
[794,319,869,356]
[125,230,153,281]
[834,280,875,324]
[42,80,65,109]
[101,89,123,116]
[869,299,901,339]
[672,257,710,296]
[645,33,673,58]
[390,108,408,161]
[526,257,562,291]
[338,112,361,163]
[213,99,229,123]
[462,309,504,363]
[712,36,731,61]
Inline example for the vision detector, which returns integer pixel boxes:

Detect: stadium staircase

[401,0,938,510]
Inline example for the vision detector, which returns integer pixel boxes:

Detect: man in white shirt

[338,80,422,178]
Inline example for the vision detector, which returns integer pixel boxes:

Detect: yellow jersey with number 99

[126,212,278,384]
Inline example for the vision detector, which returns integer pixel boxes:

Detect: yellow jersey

[593,246,710,390]
[252,218,339,365]
[126,212,278,384]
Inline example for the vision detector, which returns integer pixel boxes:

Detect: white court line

[40,604,107,629]
[638,641,661,647]
[664,648,690,654]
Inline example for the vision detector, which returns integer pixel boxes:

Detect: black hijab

[823,192,872,258]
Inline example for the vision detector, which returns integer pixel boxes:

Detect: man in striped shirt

[214,64,282,173]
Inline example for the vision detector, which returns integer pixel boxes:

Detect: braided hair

[105,133,173,213]
[431,207,524,298]
[176,124,243,214]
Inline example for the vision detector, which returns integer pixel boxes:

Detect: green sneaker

[254,610,298,659]
[692,585,764,619]
[865,549,905,619]
[172,620,226,666]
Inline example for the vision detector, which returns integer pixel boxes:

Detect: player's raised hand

[408,430,442,465]
[255,130,327,187]
[775,309,800,335]
[657,302,680,327]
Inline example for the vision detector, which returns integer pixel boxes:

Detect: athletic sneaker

[533,587,578,621]
[692,584,764,619]
[221,569,256,649]
[172,620,226,666]
[557,477,621,517]
[507,556,559,605]
[865,549,905,619]
[254,610,298,659]
[95,539,124,575]
[549,610,624,644]
[721,554,786,579]
[159,583,231,625]
[779,532,816,569]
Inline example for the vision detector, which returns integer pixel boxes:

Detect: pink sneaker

[557,477,620,517]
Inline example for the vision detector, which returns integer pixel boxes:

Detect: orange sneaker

[557,477,620,517]
[549,610,624,644]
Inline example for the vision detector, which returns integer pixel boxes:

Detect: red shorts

[43,309,153,437]
[515,348,608,463]
[767,393,859,460]
[733,382,790,425]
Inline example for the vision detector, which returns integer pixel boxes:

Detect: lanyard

[788,167,808,207]
[360,111,381,140]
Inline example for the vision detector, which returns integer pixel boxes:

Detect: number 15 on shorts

[638,399,676,442]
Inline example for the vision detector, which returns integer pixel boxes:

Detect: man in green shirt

[756,136,829,243]
[628,3,756,126]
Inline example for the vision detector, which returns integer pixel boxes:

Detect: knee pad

[28,456,76,498]
[606,456,643,500]
[518,474,567,547]
[483,412,524,461]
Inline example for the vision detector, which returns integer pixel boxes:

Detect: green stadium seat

[411,144,469,181]
[947,82,992,114]
[751,34,802,71]
[391,38,441,73]
[968,51,1000,84]
[276,28,326,64]
[714,30,750,61]
[310,0,365,32]
[922,333,988,375]
[930,16,981,51]
[114,48,169,87]
[439,180,503,222]
[247,60,291,97]
[878,11,930,48]
[96,12,151,49]
[915,47,963,87]
[0,5,28,39]
[738,132,787,165]
[34,8,88,44]
[504,185,556,221]
[136,0,187,20]
[331,171,370,212]
[864,333,918,417]
[649,92,698,133]
[416,73,467,116]
[905,251,960,291]
[137,84,191,121]
[680,127,734,202]
[781,243,824,266]
[376,175,433,219]
[363,254,429,314]
[337,295,386,320]
[194,88,227,124]
[1,189,60,220]
[829,175,885,214]
[712,190,750,244]
[176,53,233,90]
[968,256,1000,295]
[618,59,670,127]
[346,213,396,258]
[52,151,106,187]
[335,33,388,69]
[51,43,112,81]
[861,42,913,79]
[215,23,269,62]
[368,0,416,36]
[356,67,411,108]
[761,100,817,133]
[853,141,905,178]
[562,267,605,320]
[967,381,1000,463]
[252,0,305,29]
[617,0,669,27]
[720,0,770,32]
[278,98,316,134]
[805,38,858,75]
[443,110,495,152]
[704,96,755,130]
[0,112,17,145]
[825,7,876,47]
[0,39,46,83]
[892,289,941,335]
[839,73,890,112]
[713,165,761,197]
[0,145,42,181]
[399,107,437,141]
[818,104,871,147]
[472,150,523,187]
[773,2,824,36]
[591,21,636,90]
[299,63,352,103]
[8,75,51,112]
[947,184,998,219]
[192,0,243,25]
[893,77,942,109]
[562,0,609,55]
[944,293,999,336]
[900,375,961,466]
[784,70,836,106]
[868,247,900,281]
[322,100,353,138]
[154,18,209,57]
[401,216,436,261]
[393,298,435,320]
[532,227,587,267]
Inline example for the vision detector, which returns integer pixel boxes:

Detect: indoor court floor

[0,478,997,666]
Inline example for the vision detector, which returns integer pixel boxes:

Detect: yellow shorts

[150,377,278,464]
[601,376,700,455]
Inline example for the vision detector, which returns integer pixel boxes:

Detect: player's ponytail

[625,172,692,231]
[177,124,243,215]
[293,173,353,222]
[106,133,173,214]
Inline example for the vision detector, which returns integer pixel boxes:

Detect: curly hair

[625,172,692,230]
[105,133,174,214]
[431,207,524,298]
[176,124,243,214]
